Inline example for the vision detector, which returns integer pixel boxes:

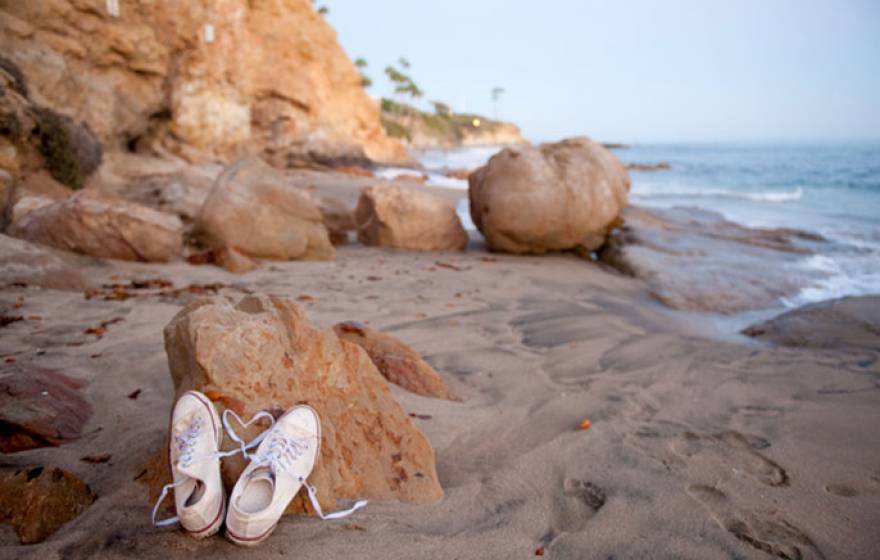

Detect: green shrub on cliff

[34,108,102,190]
[380,115,411,142]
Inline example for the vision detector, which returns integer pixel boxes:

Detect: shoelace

[152,408,367,527]
[151,412,267,528]
[227,413,368,521]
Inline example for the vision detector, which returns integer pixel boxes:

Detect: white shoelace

[152,409,367,528]
[243,428,368,520]
[151,413,266,528]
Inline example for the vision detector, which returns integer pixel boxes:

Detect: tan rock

[148,294,443,515]
[0,0,409,165]
[7,190,184,262]
[334,322,454,400]
[0,466,96,544]
[195,158,335,260]
[318,195,355,245]
[468,137,630,254]
[0,364,92,454]
[99,153,222,221]
[7,194,54,229]
[355,183,468,251]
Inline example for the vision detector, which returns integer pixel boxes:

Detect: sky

[323,0,880,143]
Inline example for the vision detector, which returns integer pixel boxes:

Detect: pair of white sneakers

[151,391,366,545]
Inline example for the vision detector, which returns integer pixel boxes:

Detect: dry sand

[1,216,879,558]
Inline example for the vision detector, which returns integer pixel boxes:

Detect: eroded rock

[355,183,467,251]
[148,294,443,515]
[0,0,408,164]
[334,321,454,400]
[7,190,183,262]
[468,137,630,254]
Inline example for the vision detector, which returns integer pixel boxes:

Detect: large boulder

[149,294,443,515]
[354,183,468,251]
[0,0,408,165]
[6,190,183,262]
[0,466,96,544]
[195,158,335,260]
[468,137,630,253]
[333,322,455,400]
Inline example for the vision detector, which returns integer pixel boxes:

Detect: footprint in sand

[687,484,825,560]
[824,483,859,497]
[670,431,789,487]
[540,478,607,548]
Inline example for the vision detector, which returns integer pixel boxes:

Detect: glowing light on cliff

[472,118,481,128]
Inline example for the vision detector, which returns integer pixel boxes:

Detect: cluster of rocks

[3,48,632,270]
[0,364,97,544]
[3,137,631,277]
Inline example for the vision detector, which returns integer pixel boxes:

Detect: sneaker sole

[188,494,226,539]
[225,405,322,547]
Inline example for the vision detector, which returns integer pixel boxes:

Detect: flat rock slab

[0,364,92,453]
[743,296,880,351]
[0,466,96,544]
[600,206,827,313]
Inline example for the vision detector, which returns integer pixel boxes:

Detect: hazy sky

[323,0,880,143]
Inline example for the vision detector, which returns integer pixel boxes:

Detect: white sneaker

[225,405,322,545]
[151,391,226,538]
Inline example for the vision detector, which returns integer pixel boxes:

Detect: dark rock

[626,162,671,172]
[0,364,92,453]
[0,56,27,98]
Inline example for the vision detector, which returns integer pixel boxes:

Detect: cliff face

[0,0,409,165]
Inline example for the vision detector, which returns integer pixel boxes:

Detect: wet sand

[1,235,879,559]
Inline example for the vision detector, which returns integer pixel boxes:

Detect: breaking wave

[632,184,804,203]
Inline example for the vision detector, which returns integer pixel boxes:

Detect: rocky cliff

[380,99,526,149]
[0,0,409,166]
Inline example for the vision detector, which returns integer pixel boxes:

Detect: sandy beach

[2,179,879,558]
[2,2,879,558]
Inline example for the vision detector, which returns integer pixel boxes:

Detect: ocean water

[383,142,880,308]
